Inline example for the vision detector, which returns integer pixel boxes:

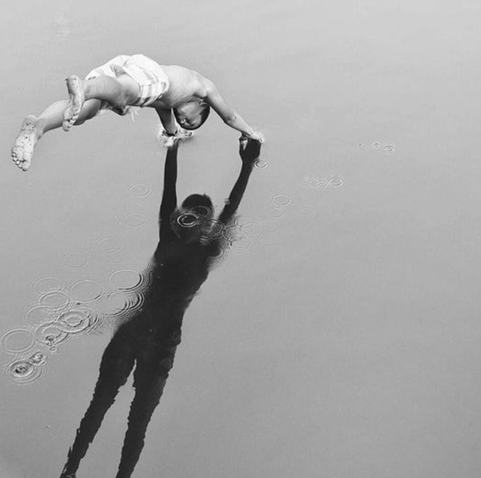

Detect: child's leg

[40,99,102,133]
[63,75,139,131]
[11,99,102,171]
[12,74,139,172]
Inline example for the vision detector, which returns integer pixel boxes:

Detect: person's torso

[150,65,208,108]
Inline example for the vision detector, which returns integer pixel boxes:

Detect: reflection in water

[59,138,261,478]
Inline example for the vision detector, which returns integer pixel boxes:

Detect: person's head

[172,194,214,243]
[173,101,211,130]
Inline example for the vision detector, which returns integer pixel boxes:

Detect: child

[11,54,263,171]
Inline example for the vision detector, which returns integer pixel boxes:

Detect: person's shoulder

[164,66,212,94]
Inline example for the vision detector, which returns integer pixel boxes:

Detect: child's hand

[159,128,194,148]
[239,136,262,163]
[245,130,264,143]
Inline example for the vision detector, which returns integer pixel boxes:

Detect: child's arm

[217,138,261,225]
[155,108,178,136]
[203,80,263,142]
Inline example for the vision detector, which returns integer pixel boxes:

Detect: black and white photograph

[1,1,481,477]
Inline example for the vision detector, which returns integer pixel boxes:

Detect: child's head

[174,101,210,130]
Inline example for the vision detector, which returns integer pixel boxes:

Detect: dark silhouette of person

[59,137,262,478]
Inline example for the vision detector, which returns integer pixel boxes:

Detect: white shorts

[86,54,170,114]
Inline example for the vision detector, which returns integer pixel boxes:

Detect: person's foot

[11,115,41,171]
[62,75,85,131]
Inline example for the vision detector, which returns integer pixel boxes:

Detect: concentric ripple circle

[38,291,70,309]
[63,251,89,269]
[96,237,123,254]
[272,194,292,207]
[1,329,36,354]
[108,270,144,290]
[130,183,152,197]
[70,280,103,302]
[234,216,263,236]
[25,305,54,325]
[7,360,43,384]
[34,322,70,348]
[55,308,100,335]
[229,236,253,253]
[33,276,63,295]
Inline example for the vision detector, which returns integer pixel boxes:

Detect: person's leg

[62,74,139,131]
[115,352,176,478]
[11,99,102,171]
[59,326,136,478]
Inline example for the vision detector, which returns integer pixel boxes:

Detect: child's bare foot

[11,115,40,171]
[62,75,85,131]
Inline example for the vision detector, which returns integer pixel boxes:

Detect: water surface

[2,1,481,477]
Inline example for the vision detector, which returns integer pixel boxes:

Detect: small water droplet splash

[302,175,344,189]
[35,322,70,349]
[129,183,152,197]
[302,176,328,188]
[6,351,46,384]
[328,176,344,187]
[56,308,100,335]
[272,194,292,207]
[371,142,396,154]
[29,351,47,366]
[254,159,268,169]
[6,360,42,384]
[32,305,100,350]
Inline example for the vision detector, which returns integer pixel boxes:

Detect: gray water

[2,1,481,477]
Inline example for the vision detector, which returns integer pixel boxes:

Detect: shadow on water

[59,138,262,478]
